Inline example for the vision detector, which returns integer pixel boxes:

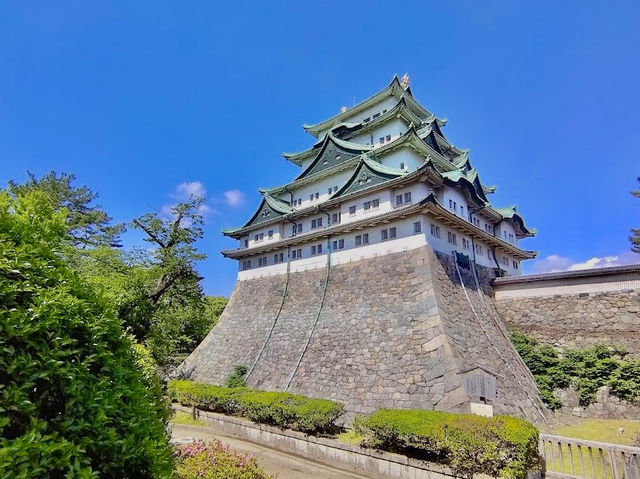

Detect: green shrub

[225,365,248,388]
[354,409,539,479]
[169,380,344,435]
[175,440,274,478]
[0,191,173,478]
[511,331,639,408]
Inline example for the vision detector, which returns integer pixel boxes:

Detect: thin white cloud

[223,189,246,208]
[530,250,640,274]
[172,181,207,200]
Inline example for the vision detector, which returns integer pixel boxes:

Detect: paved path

[171,423,370,479]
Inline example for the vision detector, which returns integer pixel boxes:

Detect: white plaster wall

[245,224,285,248]
[290,170,353,208]
[442,185,470,222]
[316,96,398,139]
[494,274,640,299]
[379,148,424,172]
[495,220,518,246]
[350,118,408,147]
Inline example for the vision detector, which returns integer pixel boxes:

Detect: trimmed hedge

[169,380,344,435]
[354,409,539,479]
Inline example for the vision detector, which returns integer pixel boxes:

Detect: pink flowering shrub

[175,440,274,479]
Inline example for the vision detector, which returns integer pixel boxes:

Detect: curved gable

[295,134,372,180]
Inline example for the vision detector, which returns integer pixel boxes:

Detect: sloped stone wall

[179,245,548,423]
[495,291,640,355]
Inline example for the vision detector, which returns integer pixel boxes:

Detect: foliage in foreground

[169,380,344,435]
[0,191,173,478]
[175,440,274,479]
[354,409,539,479]
[511,331,640,409]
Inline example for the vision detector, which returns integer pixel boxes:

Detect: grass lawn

[549,419,640,446]
[170,410,206,427]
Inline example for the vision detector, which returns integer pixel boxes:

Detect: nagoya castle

[180,75,548,422]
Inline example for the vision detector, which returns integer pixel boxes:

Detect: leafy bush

[354,409,539,479]
[175,440,274,479]
[0,191,173,478]
[169,380,343,434]
[511,331,639,408]
[225,365,248,388]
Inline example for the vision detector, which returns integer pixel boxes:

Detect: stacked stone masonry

[179,245,548,423]
[495,291,640,356]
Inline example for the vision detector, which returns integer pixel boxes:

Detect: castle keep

[180,76,550,422]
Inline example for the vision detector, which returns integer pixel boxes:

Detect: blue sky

[1,1,639,296]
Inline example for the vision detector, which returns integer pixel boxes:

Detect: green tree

[9,171,124,248]
[631,177,640,253]
[0,190,173,478]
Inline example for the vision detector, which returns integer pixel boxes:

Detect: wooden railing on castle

[540,434,640,479]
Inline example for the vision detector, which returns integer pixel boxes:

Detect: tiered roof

[223,75,535,247]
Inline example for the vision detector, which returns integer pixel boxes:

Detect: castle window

[372,198,379,208]
[400,162,405,170]
[404,192,412,203]
[502,256,509,266]
[504,231,508,240]
[311,245,316,255]
[386,134,391,142]
[413,221,421,234]
[487,249,491,259]
[254,234,259,242]
[382,109,387,113]
[315,192,319,200]
[331,212,340,224]
[475,244,483,255]
[333,186,338,192]
[268,230,273,239]
[349,205,356,215]
[338,239,344,249]
[448,232,457,245]
[373,112,380,119]
[513,260,518,269]
[242,260,251,270]
[311,219,317,229]
[332,240,337,250]
[363,117,370,123]
[389,227,396,238]
[430,224,441,238]
[362,233,369,244]
[364,201,371,211]
[395,194,403,206]
[259,233,264,241]
[355,235,362,246]
[317,243,323,254]
[460,206,464,218]
[317,217,323,227]
[379,137,385,144]
[244,239,248,247]
[274,254,279,263]
[258,257,267,267]
[454,201,457,212]
[381,229,388,241]
[449,199,453,209]
[509,233,514,243]
[309,194,313,201]
[328,187,332,195]
[462,238,470,249]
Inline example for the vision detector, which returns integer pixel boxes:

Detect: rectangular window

[400,162,405,170]
[381,229,388,241]
[274,254,279,263]
[297,223,302,233]
[362,233,369,244]
[279,253,284,262]
[448,232,457,245]
[449,199,453,209]
[254,234,259,242]
[259,233,264,241]
[311,219,317,229]
[317,217,323,227]
[373,113,380,119]
[333,186,338,192]
[311,245,316,255]
[332,240,337,251]
[386,134,391,142]
[317,244,323,254]
[363,117,370,123]
[475,244,483,255]
[430,224,441,238]
[389,227,396,238]
[349,205,356,215]
[291,250,297,259]
[453,201,457,212]
[413,221,422,234]
[379,137,385,144]
[395,194,403,206]
[315,192,319,200]
[363,201,371,211]
[268,230,273,239]
[355,235,362,246]
[404,192,412,203]
[309,194,313,201]
[487,249,491,259]
[372,198,379,208]
[328,188,332,195]
[338,239,344,249]
[244,239,248,247]
[503,256,509,266]
[460,206,464,218]
[509,234,514,243]
[297,249,302,258]
[462,238,470,249]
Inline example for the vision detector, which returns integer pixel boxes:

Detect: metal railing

[540,434,640,479]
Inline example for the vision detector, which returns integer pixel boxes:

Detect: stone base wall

[495,291,640,355]
[554,386,640,420]
[179,245,548,423]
